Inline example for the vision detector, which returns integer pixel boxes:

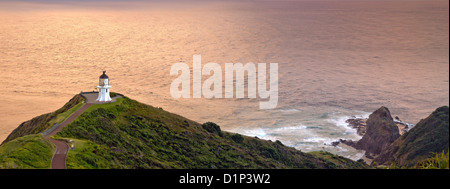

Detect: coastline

[332,113,415,164]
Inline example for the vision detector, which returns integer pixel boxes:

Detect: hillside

[374,106,449,166]
[0,94,368,169]
[2,94,85,145]
[0,134,54,169]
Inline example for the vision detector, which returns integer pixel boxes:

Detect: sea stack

[355,106,400,155]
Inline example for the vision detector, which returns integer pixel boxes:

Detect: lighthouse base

[97,85,112,102]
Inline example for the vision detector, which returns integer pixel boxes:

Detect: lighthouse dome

[99,71,109,86]
[100,71,109,79]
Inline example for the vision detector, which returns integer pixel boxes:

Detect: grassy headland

[1,94,369,169]
[1,94,85,145]
[56,96,367,169]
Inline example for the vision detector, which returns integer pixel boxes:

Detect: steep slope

[2,94,85,145]
[374,106,449,166]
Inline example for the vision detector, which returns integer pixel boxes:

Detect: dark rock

[330,141,340,146]
[364,152,374,159]
[346,118,367,136]
[339,139,357,148]
[354,106,400,155]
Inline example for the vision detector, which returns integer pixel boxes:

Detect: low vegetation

[54,96,368,169]
[416,150,449,169]
[2,94,85,145]
[0,134,55,169]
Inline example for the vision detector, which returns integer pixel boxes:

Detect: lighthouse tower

[96,71,112,102]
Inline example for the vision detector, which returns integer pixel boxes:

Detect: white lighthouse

[96,71,112,102]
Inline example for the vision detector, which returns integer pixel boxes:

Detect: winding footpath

[43,103,92,169]
[43,93,122,169]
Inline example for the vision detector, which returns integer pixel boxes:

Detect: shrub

[231,134,244,143]
[275,140,284,146]
[201,122,223,137]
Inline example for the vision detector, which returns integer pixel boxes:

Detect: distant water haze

[0,0,448,159]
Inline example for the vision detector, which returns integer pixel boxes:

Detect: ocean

[0,0,448,160]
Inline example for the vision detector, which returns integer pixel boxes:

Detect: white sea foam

[271,125,307,132]
[328,112,370,139]
[304,136,342,146]
[236,125,307,137]
[394,119,415,131]
[242,128,267,138]
[278,108,301,113]
[333,145,348,152]
[304,136,332,144]
[232,124,309,147]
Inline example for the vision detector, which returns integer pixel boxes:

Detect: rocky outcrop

[354,106,400,155]
[345,118,367,136]
[344,115,410,138]
[374,106,449,166]
[333,106,401,161]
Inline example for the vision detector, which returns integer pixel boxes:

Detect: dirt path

[47,138,69,169]
[44,103,92,169]
[43,93,123,169]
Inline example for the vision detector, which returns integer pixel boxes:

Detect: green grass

[2,94,85,144]
[83,97,125,114]
[308,151,368,169]
[0,134,55,169]
[379,150,449,169]
[417,150,449,169]
[47,100,85,127]
[57,138,115,169]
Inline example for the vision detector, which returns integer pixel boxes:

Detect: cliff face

[355,106,400,155]
[374,106,449,166]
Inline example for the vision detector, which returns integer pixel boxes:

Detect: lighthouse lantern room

[96,71,112,102]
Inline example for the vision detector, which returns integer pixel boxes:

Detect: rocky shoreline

[330,107,415,164]
[344,116,411,137]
